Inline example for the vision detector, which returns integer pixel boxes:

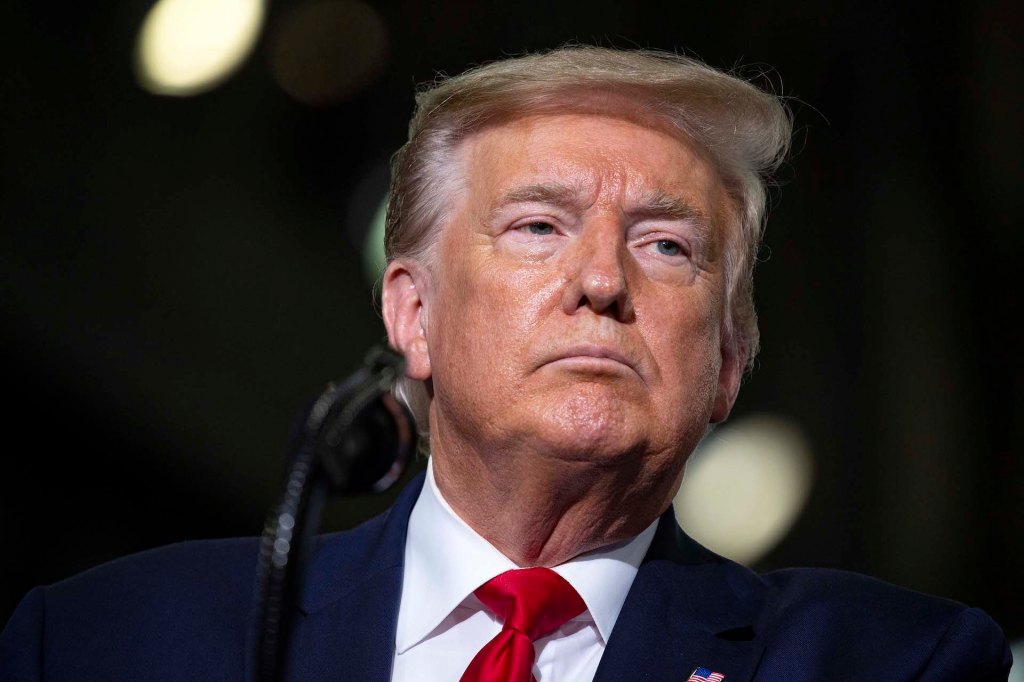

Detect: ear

[381,259,433,381]
[710,338,744,424]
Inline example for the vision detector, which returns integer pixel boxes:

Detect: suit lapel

[594,512,768,682]
[261,472,427,682]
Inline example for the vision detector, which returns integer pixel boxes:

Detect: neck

[428,430,682,567]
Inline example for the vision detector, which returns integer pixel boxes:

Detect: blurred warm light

[269,0,389,106]
[135,0,265,96]
[675,414,813,565]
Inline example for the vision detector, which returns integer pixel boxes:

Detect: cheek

[431,256,558,377]
[641,294,723,405]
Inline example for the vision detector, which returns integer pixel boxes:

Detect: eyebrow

[486,182,586,223]
[486,183,714,243]
[626,190,713,243]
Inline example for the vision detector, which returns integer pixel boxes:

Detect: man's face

[398,112,741,468]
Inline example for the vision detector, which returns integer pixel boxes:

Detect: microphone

[307,344,417,495]
[250,345,417,682]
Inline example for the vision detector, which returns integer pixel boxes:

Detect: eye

[654,239,683,256]
[523,221,555,236]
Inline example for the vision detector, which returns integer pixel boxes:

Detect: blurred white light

[135,0,265,96]
[675,414,813,565]
[363,194,388,283]
[1009,639,1024,682]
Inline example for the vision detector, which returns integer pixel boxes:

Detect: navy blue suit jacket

[1,472,1012,680]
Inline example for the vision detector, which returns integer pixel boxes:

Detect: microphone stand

[249,345,417,682]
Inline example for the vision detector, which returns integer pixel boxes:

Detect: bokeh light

[363,194,388,283]
[1009,639,1023,681]
[135,0,265,96]
[269,0,389,106]
[675,414,814,565]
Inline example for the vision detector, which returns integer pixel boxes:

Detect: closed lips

[550,344,636,370]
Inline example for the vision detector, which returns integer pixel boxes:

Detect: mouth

[546,344,638,374]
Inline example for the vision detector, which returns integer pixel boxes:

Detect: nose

[560,221,635,322]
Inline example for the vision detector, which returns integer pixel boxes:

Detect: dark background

[2,0,1021,640]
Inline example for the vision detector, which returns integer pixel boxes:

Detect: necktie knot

[460,568,586,682]
[474,567,586,640]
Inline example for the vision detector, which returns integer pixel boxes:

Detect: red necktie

[460,567,586,682]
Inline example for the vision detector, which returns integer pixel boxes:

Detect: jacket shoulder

[1,537,262,681]
[0,497,405,682]
[757,567,1012,679]
[763,566,966,617]
[1,472,423,682]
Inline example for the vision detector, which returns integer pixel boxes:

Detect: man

[0,46,1012,681]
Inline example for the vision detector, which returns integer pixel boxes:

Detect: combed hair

[385,46,792,446]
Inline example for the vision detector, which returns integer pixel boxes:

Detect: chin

[527,390,650,462]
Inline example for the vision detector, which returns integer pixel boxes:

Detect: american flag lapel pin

[687,666,725,682]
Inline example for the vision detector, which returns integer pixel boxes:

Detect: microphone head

[312,345,417,495]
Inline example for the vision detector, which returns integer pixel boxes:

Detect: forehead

[454,113,728,218]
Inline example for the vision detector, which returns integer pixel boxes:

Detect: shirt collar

[396,458,658,652]
[549,513,658,643]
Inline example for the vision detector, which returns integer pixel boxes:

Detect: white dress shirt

[391,459,658,682]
